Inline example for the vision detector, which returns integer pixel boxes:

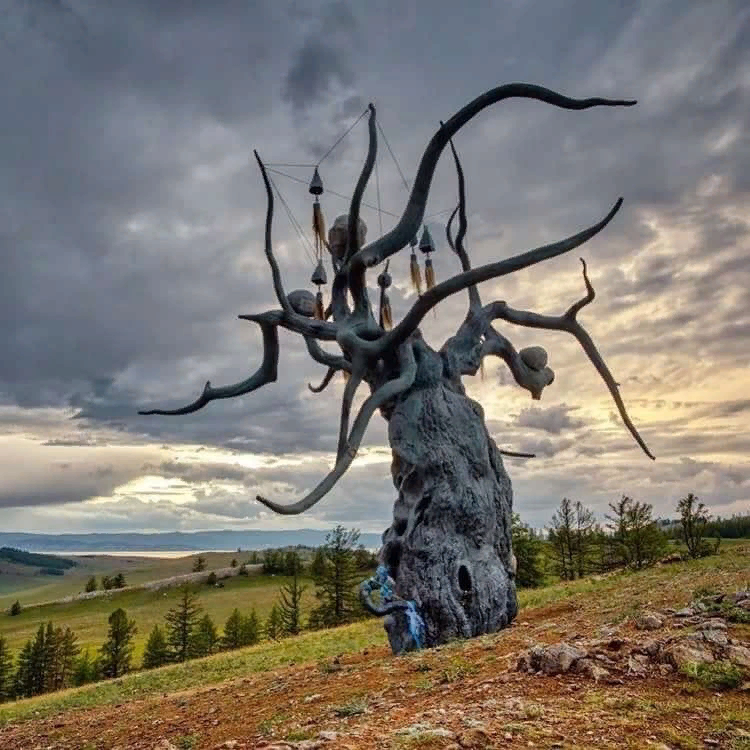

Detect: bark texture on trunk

[378,343,518,653]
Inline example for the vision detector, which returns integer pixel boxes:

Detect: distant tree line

[510,492,729,588]
[0,525,377,704]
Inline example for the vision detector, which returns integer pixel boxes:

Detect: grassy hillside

[0,551,243,607]
[0,541,748,749]
[0,566,319,660]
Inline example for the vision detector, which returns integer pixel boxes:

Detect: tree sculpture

[140,83,654,654]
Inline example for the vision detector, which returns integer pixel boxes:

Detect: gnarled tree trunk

[380,342,517,652]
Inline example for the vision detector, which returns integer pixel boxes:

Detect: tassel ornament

[312,201,328,254]
[424,256,436,291]
[314,290,325,320]
[409,252,423,295]
[381,293,393,330]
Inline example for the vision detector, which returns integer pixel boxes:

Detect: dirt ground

[2,589,748,750]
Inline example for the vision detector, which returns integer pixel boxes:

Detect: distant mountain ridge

[0,529,384,553]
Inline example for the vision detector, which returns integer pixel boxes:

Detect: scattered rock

[738,599,750,611]
[635,612,665,631]
[458,727,493,748]
[317,731,338,741]
[575,658,610,682]
[725,645,750,669]
[627,653,650,676]
[518,643,587,675]
[701,628,729,648]
[663,640,715,670]
[153,741,178,750]
[674,607,696,618]
[214,742,239,750]
[304,694,323,704]
[700,618,727,630]
[733,591,750,603]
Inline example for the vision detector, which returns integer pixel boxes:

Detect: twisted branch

[256,342,417,515]
[347,84,635,290]
[138,321,279,415]
[253,151,290,313]
[445,132,481,314]
[384,198,623,352]
[483,259,655,460]
[309,366,338,394]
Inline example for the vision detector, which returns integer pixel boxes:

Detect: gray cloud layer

[1,0,748,533]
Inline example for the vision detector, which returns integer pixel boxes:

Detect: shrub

[682,661,745,691]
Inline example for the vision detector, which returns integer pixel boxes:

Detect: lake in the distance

[43,550,232,559]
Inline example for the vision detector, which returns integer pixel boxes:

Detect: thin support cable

[377,121,410,191]
[316,107,370,167]
[375,153,384,236]
[266,168,399,218]
[269,176,317,267]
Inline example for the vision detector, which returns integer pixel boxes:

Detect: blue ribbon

[360,564,426,649]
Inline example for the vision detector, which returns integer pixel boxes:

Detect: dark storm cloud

[2,0,749,532]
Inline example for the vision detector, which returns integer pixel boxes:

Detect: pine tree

[548,498,576,580]
[625,500,667,568]
[192,614,219,657]
[511,513,544,588]
[72,649,99,686]
[606,495,632,567]
[9,600,21,616]
[14,640,34,698]
[0,636,13,703]
[265,604,283,640]
[99,608,137,678]
[164,586,202,662]
[29,623,48,696]
[221,609,246,650]
[142,625,169,669]
[278,551,306,636]
[85,576,97,593]
[309,547,327,579]
[309,526,361,627]
[573,501,596,578]
[678,493,711,558]
[192,555,207,573]
[57,628,80,690]
[242,610,260,646]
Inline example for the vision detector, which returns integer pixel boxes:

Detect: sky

[1,0,749,536]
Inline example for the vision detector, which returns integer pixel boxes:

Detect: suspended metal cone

[419,224,435,254]
[309,167,324,196]
[311,258,327,286]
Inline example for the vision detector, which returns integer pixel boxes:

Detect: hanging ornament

[309,167,328,320]
[377,260,393,330]
[419,224,436,291]
[311,259,327,320]
[409,234,422,295]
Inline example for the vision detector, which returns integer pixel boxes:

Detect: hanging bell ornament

[377,262,393,330]
[311,258,327,286]
[419,225,437,291]
[311,259,327,320]
[409,234,422,296]
[308,167,324,196]
[418,224,435,255]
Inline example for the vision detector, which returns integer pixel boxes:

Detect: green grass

[682,661,746,691]
[0,551,244,607]
[0,617,385,726]
[0,568,319,660]
[1,541,748,730]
